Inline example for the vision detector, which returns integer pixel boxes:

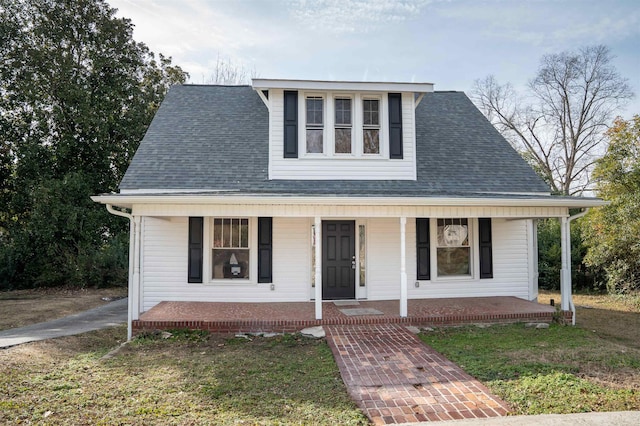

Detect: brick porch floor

[326,324,510,424]
[133,296,558,334]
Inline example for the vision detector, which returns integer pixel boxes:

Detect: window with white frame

[299,92,387,158]
[362,98,380,154]
[436,218,470,276]
[305,96,324,153]
[334,97,352,154]
[212,218,250,279]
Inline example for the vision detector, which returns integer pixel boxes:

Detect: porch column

[314,217,322,320]
[400,217,408,317]
[132,215,142,321]
[560,216,571,311]
[126,217,135,340]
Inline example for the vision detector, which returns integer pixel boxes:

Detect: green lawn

[3,289,640,422]
[0,327,367,425]
[419,323,640,415]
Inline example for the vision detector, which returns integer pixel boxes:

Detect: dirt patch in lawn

[538,290,640,348]
[0,327,367,425]
[0,287,128,331]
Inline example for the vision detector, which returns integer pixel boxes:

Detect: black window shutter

[479,218,493,279]
[258,217,273,283]
[188,217,203,283]
[388,93,403,159]
[283,91,298,158]
[416,218,430,280]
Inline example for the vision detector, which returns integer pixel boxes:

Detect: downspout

[566,208,590,326]
[106,204,136,340]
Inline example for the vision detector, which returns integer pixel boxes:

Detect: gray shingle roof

[119,85,549,196]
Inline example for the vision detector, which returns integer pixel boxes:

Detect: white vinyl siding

[140,217,311,311]
[366,218,401,300]
[268,89,416,180]
[407,218,531,299]
[138,214,535,310]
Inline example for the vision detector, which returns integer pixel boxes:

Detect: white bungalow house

[92,79,604,339]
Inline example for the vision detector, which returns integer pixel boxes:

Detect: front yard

[0,327,367,425]
[420,291,640,415]
[1,289,639,423]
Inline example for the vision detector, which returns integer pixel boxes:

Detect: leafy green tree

[0,0,187,289]
[584,116,640,293]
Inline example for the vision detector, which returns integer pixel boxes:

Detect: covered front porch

[132,296,561,335]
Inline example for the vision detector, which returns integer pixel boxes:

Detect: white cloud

[287,0,433,34]
[109,0,281,75]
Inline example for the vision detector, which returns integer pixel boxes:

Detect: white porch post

[126,217,135,340]
[560,216,571,312]
[400,217,408,317]
[314,217,322,320]
[132,216,142,322]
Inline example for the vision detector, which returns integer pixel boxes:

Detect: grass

[0,326,367,425]
[0,287,128,330]
[3,288,640,421]
[419,291,640,415]
[538,290,640,349]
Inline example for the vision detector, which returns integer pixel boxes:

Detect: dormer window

[363,98,380,154]
[300,92,387,158]
[305,96,324,153]
[253,78,433,177]
[334,97,352,154]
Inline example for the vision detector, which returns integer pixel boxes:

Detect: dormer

[252,79,434,181]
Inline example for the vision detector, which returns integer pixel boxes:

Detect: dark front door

[322,220,355,300]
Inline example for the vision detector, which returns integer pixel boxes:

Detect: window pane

[232,218,239,248]
[437,219,469,247]
[363,99,379,125]
[363,129,380,154]
[213,218,222,247]
[359,224,366,287]
[335,98,351,125]
[306,129,323,153]
[335,128,352,153]
[212,249,250,279]
[240,219,249,248]
[437,247,470,276]
[306,97,323,125]
[222,218,231,247]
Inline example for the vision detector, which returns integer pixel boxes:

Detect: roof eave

[251,78,434,93]
[91,194,607,210]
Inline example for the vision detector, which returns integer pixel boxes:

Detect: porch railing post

[400,216,408,317]
[314,217,322,320]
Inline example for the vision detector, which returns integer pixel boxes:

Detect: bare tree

[473,45,634,195]
[204,54,258,85]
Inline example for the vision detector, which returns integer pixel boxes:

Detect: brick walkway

[325,324,510,424]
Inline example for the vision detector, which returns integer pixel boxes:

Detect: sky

[109,0,640,118]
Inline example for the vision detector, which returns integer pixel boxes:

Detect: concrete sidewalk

[0,297,127,348]
[424,410,640,425]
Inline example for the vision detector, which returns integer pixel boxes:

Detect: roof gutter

[105,204,135,341]
[92,194,608,210]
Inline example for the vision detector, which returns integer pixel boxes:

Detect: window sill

[298,154,388,160]
[430,276,476,283]
[205,279,257,286]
